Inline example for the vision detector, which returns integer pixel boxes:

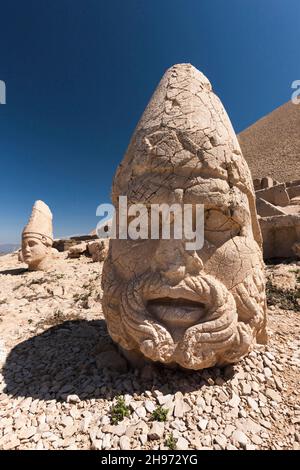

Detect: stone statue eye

[204,209,237,232]
[204,209,243,246]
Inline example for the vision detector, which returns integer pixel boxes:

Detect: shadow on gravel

[2,320,235,402]
[0,268,27,276]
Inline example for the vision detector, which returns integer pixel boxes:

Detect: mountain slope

[238,101,300,182]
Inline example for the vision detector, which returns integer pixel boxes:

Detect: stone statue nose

[152,240,203,285]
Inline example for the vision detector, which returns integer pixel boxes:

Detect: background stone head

[102,63,267,370]
[22,200,54,271]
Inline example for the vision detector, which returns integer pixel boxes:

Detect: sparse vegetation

[289,268,300,282]
[53,273,64,279]
[165,433,177,450]
[73,292,90,309]
[110,396,130,424]
[266,280,300,312]
[34,307,83,330]
[27,277,49,287]
[151,406,169,422]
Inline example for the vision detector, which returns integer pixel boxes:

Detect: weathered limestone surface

[256,198,286,217]
[290,196,300,206]
[253,177,280,191]
[88,239,109,262]
[0,251,299,450]
[53,235,97,252]
[68,242,88,259]
[102,63,267,370]
[260,214,300,259]
[256,184,290,207]
[21,200,54,271]
[287,185,300,200]
[67,239,109,262]
[261,177,274,189]
[254,178,300,259]
[53,238,78,252]
[253,178,262,191]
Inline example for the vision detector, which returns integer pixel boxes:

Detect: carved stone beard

[102,261,266,370]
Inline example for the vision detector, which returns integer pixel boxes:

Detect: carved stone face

[102,64,267,370]
[22,237,51,271]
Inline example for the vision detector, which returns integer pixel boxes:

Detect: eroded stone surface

[21,201,54,272]
[102,63,267,370]
[260,214,300,259]
[0,253,299,450]
[88,240,109,263]
[254,179,300,260]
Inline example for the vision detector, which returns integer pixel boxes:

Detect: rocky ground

[0,252,299,450]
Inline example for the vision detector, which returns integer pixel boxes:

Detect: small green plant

[110,396,130,424]
[151,406,169,422]
[165,433,177,450]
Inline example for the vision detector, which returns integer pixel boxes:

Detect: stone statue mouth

[147,297,207,328]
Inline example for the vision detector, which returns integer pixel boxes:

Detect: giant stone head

[102,64,267,370]
[22,200,54,271]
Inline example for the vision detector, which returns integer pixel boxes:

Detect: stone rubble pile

[0,254,299,450]
[254,177,300,259]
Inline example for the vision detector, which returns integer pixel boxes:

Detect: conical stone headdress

[22,200,53,246]
[112,63,262,247]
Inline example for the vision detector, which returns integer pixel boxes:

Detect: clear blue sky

[0,0,299,243]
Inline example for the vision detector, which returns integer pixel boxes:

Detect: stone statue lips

[146,284,208,329]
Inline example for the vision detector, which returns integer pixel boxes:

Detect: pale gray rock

[265,388,282,402]
[247,397,259,411]
[144,400,156,413]
[119,436,131,450]
[67,394,80,404]
[198,418,208,431]
[148,422,165,440]
[229,393,240,408]
[176,437,189,450]
[232,430,249,447]
[174,399,184,418]
[214,434,227,449]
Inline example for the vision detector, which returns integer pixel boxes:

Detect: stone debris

[87,240,109,263]
[253,178,300,260]
[0,251,299,450]
[148,422,165,440]
[68,243,88,259]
